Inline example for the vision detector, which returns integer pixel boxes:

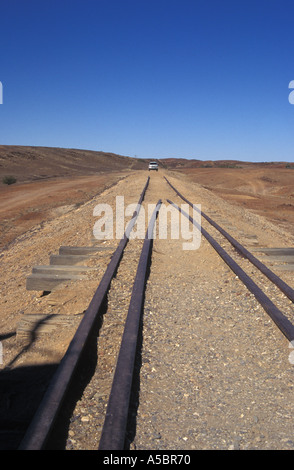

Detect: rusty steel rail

[168,198,294,343]
[165,177,294,304]
[19,177,150,450]
[99,199,162,450]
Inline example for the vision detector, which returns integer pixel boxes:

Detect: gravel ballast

[1,170,294,450]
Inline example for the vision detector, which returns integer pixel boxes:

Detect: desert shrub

[217,163,241,168]
[2,175,17,185]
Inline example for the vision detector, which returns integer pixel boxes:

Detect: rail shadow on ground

[0,363,58,450]
[44,296,108,450]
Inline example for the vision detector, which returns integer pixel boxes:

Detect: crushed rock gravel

[1,170,294,450]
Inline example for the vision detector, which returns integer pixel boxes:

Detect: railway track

[1,173,294,450]
[18,177,155,450]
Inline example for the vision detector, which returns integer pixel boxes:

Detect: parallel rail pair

[19,176,161,450]
[165,177,294,343]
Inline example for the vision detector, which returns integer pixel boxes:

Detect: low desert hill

[0,145,149,183]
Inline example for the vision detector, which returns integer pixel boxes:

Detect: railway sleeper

[26,273,88,292]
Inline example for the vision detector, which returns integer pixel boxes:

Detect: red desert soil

[0,173,129,248]
[176,165,294,236]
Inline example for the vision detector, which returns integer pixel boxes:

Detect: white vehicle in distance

[148,161,159,171]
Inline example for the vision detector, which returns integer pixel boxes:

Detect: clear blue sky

[1,0,294,162]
